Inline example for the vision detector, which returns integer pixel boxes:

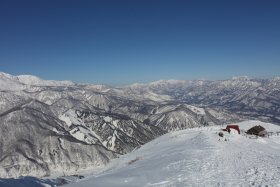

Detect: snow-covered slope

[0,72,74,90]
[0,72,25,91]
[1,72,279,180]
[0,100,116,178]
[64,120,280,187]
[17,75,74,86]
[126,76,280,124]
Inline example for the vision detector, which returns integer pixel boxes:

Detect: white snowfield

[0,72,74,91]
[64,120,280,187]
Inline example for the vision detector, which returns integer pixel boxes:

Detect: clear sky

[0,0,279,85]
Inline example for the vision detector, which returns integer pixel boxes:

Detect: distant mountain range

[126,76,280,124]
[0,72,279,178]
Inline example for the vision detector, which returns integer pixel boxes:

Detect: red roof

[225,125,240,134]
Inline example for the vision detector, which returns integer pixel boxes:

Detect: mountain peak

[231,76,251,81]
[0,72,14,79]
[149,79,186,85]
[271,76,280,81]
[0,72,74,88]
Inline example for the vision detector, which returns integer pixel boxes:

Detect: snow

[149,80,186,85]
[110,132,117,150]
[0,73,25,91]
[70,128,86,141]
[64,120,280,187]
[112,120,119,128]
[59,110,78,127]
[0,175,87,187]
[104,116,112,122]
[231,76,250,81]
[0,72,74,91]
[186,105,205,115]
[17,75,74,86]
[143,91,170,102]
[235,120,280,132]
[58,110,103,144]
[58,138,66,150]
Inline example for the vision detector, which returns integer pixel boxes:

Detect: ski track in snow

[64,121,280,187]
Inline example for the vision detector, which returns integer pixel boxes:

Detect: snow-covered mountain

[61,120,280,187]
[125,76,280,124]
[0,72,279,180]
[0,72,74,88]
[3,120,278,186]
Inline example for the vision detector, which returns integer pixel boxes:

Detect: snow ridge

[65,120,280,187]
[0,72,74,90]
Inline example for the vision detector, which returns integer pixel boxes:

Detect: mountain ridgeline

[0,72,279,177]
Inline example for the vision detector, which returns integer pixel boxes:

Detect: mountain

[0,72,278,179]
[61,120,280,187]
[4,120,277,187]
[0,72,74,89]
[0,99,116,178]
[125,76,280,124]
[0,73,169,178]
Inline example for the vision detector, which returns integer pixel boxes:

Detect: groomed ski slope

[64,121,280,187]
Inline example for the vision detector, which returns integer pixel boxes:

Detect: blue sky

[0,0,279,85]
